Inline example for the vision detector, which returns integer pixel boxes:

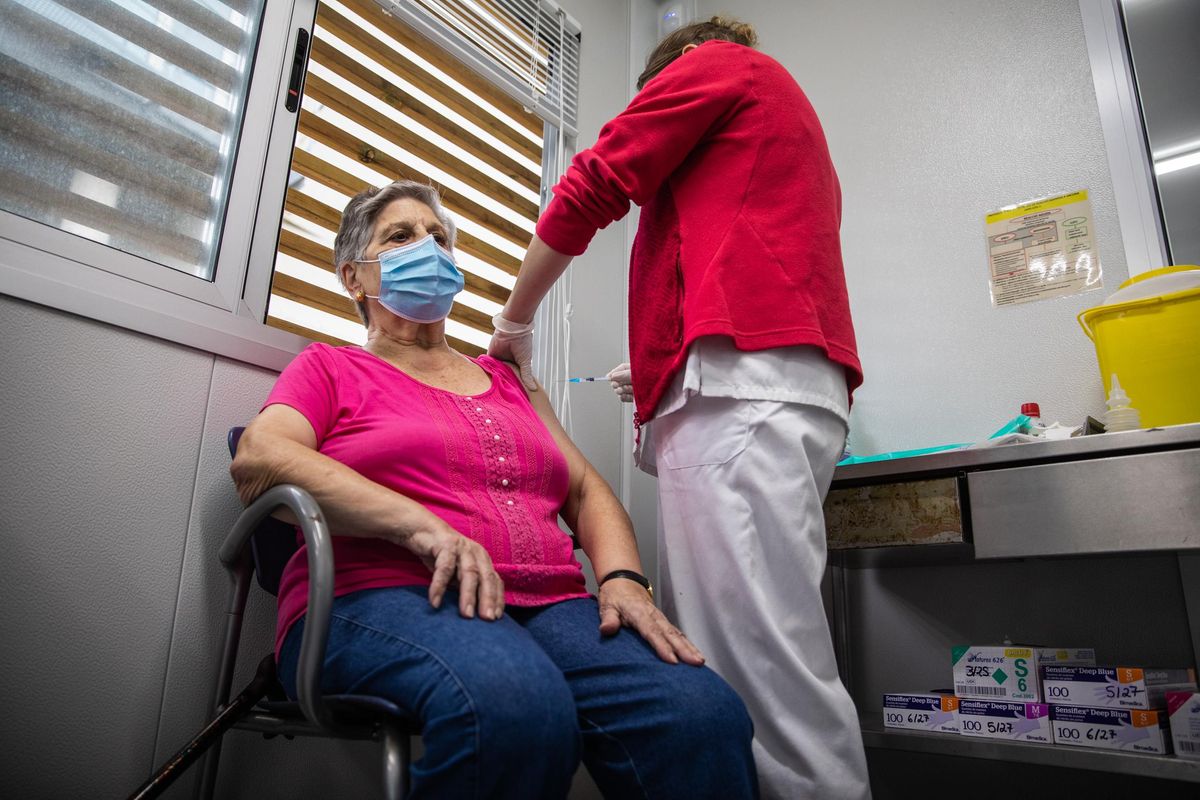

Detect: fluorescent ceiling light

[1154,149,1200,176]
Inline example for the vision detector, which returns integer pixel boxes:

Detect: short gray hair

[333,180,458,325]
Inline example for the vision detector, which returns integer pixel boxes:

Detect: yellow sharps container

[1078,266,1200,427]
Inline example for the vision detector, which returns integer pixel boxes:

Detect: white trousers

[655,395,870,800]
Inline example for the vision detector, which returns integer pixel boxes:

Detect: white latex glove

[488,314,537,390]
[606,362,633,403]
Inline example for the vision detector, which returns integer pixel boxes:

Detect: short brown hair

[636,16,758,90]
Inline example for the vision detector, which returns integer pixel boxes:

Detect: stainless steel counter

[828,422,1200,562]
[825,423,1200,783]
[833,422,1200,486]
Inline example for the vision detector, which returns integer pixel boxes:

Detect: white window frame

[0,0,320,372]
[1078,0,1169,278]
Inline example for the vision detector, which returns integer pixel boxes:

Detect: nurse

[489,16,869,800]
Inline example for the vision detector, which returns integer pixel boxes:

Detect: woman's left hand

[598,580,705,665]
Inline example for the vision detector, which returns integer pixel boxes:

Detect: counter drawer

[968,448,1200,558]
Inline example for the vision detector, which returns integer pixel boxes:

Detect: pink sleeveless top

[263,344,589,653]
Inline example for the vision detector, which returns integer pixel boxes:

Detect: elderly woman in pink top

[231,180,756,800]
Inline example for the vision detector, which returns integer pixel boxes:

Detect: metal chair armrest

[219,485,344,735]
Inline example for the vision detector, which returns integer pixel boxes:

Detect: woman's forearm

[233,408,506,617]
[501,235,574,324]
[230,426,441,545]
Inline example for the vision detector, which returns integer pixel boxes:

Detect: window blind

[267,0,580,356]
[373,0,582,419]
[380,0,581,136]
[0,0,263,278]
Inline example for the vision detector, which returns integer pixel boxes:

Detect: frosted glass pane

[0,0,264,278]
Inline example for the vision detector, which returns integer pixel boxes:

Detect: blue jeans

[278,586,757,800]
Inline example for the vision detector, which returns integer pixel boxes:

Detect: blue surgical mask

[359,234,464,323]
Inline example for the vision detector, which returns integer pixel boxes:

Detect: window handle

[285,28,311,113]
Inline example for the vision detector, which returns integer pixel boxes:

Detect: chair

[129,427,417,800]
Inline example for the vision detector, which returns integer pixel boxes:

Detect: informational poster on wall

[984,190,1103,307]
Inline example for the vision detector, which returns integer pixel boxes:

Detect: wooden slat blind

[389,0,581,133]
[266,0,547,354]
[321,1,542,159]
[344,0,544,139]
[307,36,538,193]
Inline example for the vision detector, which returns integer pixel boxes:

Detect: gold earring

[354,289,365,302]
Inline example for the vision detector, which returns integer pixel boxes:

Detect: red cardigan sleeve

[535,41,748,256]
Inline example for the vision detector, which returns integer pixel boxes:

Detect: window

[1080,0,1194,275]
[265,0,549,355]
[0,0,310,370]
[0,0,264,279]
[1119,0,1200,265]
[0,0,581,372]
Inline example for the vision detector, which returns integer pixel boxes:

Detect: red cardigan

[536,40,862,422]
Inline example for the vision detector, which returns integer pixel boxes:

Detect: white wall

[612,0,677,589]
[0,295,374,799]
[550,0,671,592]
[548,0,644,588]
[695,0,1128,455]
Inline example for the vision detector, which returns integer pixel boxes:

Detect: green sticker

[993,668,1008,686]
[952,646,969,665]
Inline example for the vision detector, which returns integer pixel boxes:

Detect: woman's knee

[489,678,579,753]
[447,654,581,763]
[666,667,754,748]
[606,666,756,799]
[418,652,580,797]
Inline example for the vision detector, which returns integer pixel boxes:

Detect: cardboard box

[1041,666,1197,709]
[1167,691,1200,760]
[951,646,1095,702]
[882,693,960,734]
[956,699,1052,743]
[1037,648,1099,670]
[1050,705,1170,754]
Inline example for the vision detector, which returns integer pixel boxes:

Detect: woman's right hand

[233,407,505,620]
[404,522,505,621]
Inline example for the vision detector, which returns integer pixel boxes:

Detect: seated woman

[230,180,757,799]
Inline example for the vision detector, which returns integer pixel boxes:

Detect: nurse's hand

[598,579,705,665]
[489,314,537,391]
[606,363,633,403]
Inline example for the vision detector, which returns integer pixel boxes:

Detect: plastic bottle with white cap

[1103,374,1141,433]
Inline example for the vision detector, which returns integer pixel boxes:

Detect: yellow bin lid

[1078,265,1200,340]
